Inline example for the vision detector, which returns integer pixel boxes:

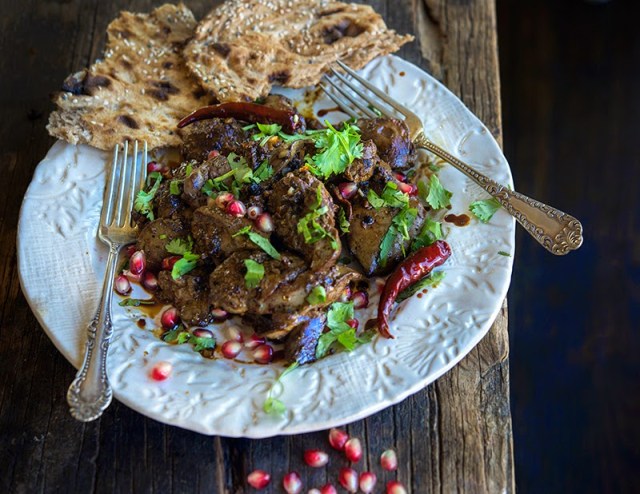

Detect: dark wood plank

[0,1,513,492]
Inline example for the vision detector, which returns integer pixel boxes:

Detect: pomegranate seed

[346,319,359,330]
[221,340,242,359]
[125,244,137,258]
[215,192,235,209]
[207,149,220,159]
[211,308,229,322]
[253,344,273,364]
[380,449,398,471]
[141,271,158,291]
[283,472,302,494]
[192,328,214,339]
[386,481,407,494]
[344,438,362,463]
[359,472,377,493]
[328,428,349,451]
[338,181,358,200]
[339,286,352,302]
[161,255,181,271]
[247,205,263,220]
[304,449,329,468]
[147,161,164,173]
[123,269,142,283]
[161,307,179,330]
[247,469,271,489]
[226,325,243,342]
[150,361,172,381]
[397,181,418,196]
[226,199,247,217]
[115,274,132,295]
[352,291,369,309]
[254,212,274,233]
[308,490,322,494]
[129,251,146,275]
[245,334,266,350]
[394,171,407,182]
[338,468,358,493]
[320,486,337,494]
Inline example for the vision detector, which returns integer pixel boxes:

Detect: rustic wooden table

[0,1,514,492]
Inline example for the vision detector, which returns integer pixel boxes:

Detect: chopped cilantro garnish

[263,362,299,415]
[244,259,264,289]
[367,182,410,209]
[397,271,446,302]
[315,302,372,359]
[338,208,350,234]
[166,237,193,255]
[498,250,511,257]
[306,121,363,179]
[134,174,162,220]
[233,226,281,260]
[469,197,501,223]
[253,160,274,183]
[162,327,215,352]
[252,122,283,146]
[297,187,338,249]
[379,206,418,266]
[165,237,198,279]
[419,175,452,210]
[306,285,327,305]
[118,298,156,307]
[169,180,181,195]
[190,334,216,352]
[185,163,193,177]
[411,218,443,251]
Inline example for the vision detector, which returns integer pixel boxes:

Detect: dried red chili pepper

[177,102,305,133]
[377,240,452,338]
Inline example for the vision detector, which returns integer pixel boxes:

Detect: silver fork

[321,61,583,255]
[67,140,147,421]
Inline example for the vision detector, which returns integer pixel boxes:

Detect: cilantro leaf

[306,285,327,305]
[498,250,511,257]
[171,252,199,279]
[337,208,350,234]
[469,197,501,223]
[165,237,193,256]
[228,153,253,186]
[367,190,386,208]
[315,301,370,359]
[190,334,216,352]
[336,329,359,351]
[252,123,283,146]
[307,121,363,179]
[297,187,338,249]
[263,362,299,415]
[420,175,452,210]
[134,174,162,220]
[233,226,281,259]
[253,160,274,183]
[162,327,190,344]
[118,298,156,307]
[397,271,446,302]
[411,218,443,251]
[368,182,409,209]
[244,259,265,289]
[169,180,181,195]
[379,206,418,266]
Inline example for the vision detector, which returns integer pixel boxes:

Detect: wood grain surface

[0,1,513,492]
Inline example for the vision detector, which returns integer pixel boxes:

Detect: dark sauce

[417,292,423,299]
[137,319,146,328]
[444,213,471,227]
[317,106,341,117]
[399,71,406,76]
[365,318,378,332]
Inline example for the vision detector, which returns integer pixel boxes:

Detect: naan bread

[184,0,413,102]
[47,4,213,151]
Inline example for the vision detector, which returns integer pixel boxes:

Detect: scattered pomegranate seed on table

[319,485,337,494]
[253,344,273,364]
[329,428,349,451]
[344,438,362,463]
[114,274,132,295]
[160,307,179,330]
[386,480,408,494]
[221,340,242,359]
[380,449,398,471]
[150,361,172,381]
[247,469,271,489]
[282,471,303,494]
[359,472,377,493]
[304,449,329,468]
[338,467,358,493]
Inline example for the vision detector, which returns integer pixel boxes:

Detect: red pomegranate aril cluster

[192,328,213,339]
[226,199,246,217]
[282,472,302,494]
[254,212,274,233]
[114,275,132,295]
[160,307,179,330]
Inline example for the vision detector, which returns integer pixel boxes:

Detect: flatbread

[47,4,213,151]
[184,0,413,102]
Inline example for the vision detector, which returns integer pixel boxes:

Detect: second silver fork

[321,61,583,255]
[67,141,146,421]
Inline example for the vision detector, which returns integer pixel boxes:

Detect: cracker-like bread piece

[47,4,213,150]
[184,0,413,102]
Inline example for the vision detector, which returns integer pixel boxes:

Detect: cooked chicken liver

[355,117,415,170]
[137,218,189,271]
[156,271,212,326]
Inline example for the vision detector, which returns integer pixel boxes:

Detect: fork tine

[319,83,359,119]
[114,141,129,227]
[140,141,148,190]
[100,145,120,227]
[336,60,415,117]
[324,73,378,118]
[123,140,140,227]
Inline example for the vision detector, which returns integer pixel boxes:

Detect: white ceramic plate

[18,55,514,437]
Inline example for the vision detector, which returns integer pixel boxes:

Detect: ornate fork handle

[416,136,583,255]
[67,242,121,421]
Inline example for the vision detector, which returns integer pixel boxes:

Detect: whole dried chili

[177,102,305,134]
[377,240,452,338]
